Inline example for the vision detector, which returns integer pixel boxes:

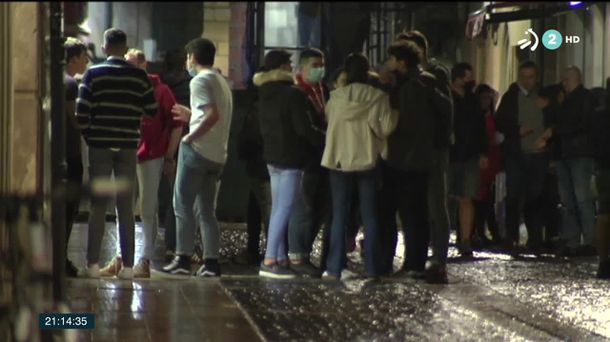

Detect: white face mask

[188,67,198,77]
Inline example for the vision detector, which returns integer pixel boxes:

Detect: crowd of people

[63,27,610,284]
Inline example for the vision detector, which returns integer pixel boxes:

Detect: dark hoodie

[384,67,452,172]
[253,69,325,169]
[160,70,191,107]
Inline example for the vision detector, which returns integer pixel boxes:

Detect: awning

[466,1,588,39]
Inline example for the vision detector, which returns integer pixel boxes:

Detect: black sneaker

[425,263,448,284]
[597,261,610,279]
[66,259,79,278]
[574,245,597,257]
[290,260,321,278]
[259,262,296,279]
[162,255,191,275]
[195,259,221,277]
[458,241,474,258]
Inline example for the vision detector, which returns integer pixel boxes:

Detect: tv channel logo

[519,29,580,51]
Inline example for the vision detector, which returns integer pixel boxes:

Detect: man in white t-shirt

[161,38,233,277]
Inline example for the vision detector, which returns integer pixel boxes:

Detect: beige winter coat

[321,83,397,172]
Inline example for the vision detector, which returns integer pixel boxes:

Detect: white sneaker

[340,269,358,281]
[78,264,100,278]
[117,267,133,280]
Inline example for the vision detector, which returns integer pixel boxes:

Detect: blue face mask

[188,67,198,77]
[306,67,325,83]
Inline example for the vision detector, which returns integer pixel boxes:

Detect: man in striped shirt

[76,28,157,279]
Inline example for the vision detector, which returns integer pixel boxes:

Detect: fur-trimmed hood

[252,69,295,87]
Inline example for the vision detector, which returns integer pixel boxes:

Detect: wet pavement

[66,221,610,341]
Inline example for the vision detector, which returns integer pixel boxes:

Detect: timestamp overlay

[39,313,96,330]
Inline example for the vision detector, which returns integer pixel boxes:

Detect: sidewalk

[66,222,610,341]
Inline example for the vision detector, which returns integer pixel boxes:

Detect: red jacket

[137,74,183,162]
[478,111,503,200]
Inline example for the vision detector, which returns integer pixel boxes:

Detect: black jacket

[384,67,452,172]
[450,90,488,162]
[237,91,269,180]
[160,70,191,107]
[427,59,454,149]
[253,70,325,169]
[554,85,596,159]
[591,106,610,168]
[495,83,523,158]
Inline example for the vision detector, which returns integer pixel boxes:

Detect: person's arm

[183,103,219,144]
[75,71,93,131]
[160,86,182,178]
[369,93,397,139]
[141,74,158,117]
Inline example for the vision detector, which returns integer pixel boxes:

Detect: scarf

[295,73,326,118]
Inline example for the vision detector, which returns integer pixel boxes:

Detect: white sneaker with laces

[78,264,100,278]
[117,267,133,280]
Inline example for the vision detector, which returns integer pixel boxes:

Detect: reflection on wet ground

[67,222,610,341]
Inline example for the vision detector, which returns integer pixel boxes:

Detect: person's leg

[504,156,523,248]
[377,161,398,275]
[326,170,352,277]
[195,157,223,261]
[65,157,83,246]
[357,169,380,277]
[163,172,177,254]
[114,149,138,268]
[287,171,315,262]
[522,153,549,251]
[428,150,450,266]
[136,157,164,262]
[571,158,596,247]
[595,167,610,277]
[173,143,206,258]
[86,148,113,267]
[397,170,429,273]
[556,159,581,250]
[245,188,262,255]
[264,166,302,264]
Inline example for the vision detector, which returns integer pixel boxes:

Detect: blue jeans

[326,169,379,277]
[265,165,303,261]
[556,158,595,247]
[174,142,224,258]
[288,168,331,261]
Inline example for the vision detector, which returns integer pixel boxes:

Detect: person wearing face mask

[448,62,489,258]
[287,48,330,278]
[252,49,325,279]
[496,61,550,256]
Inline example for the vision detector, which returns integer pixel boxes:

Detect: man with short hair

[63,37,89,277]
[161,38,233,277]
[554,66,597,256]
[76,28,158,279]
[378,40,452,278]
[287,48,329,277]
[98,48,183,278]
[496,61,550,255]
[398,30,453,283]
[448,62,488,258]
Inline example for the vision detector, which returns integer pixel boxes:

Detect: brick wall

[203,2,248,90]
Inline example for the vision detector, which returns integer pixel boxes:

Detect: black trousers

[378,161,430,274]
[65,157,83,249]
